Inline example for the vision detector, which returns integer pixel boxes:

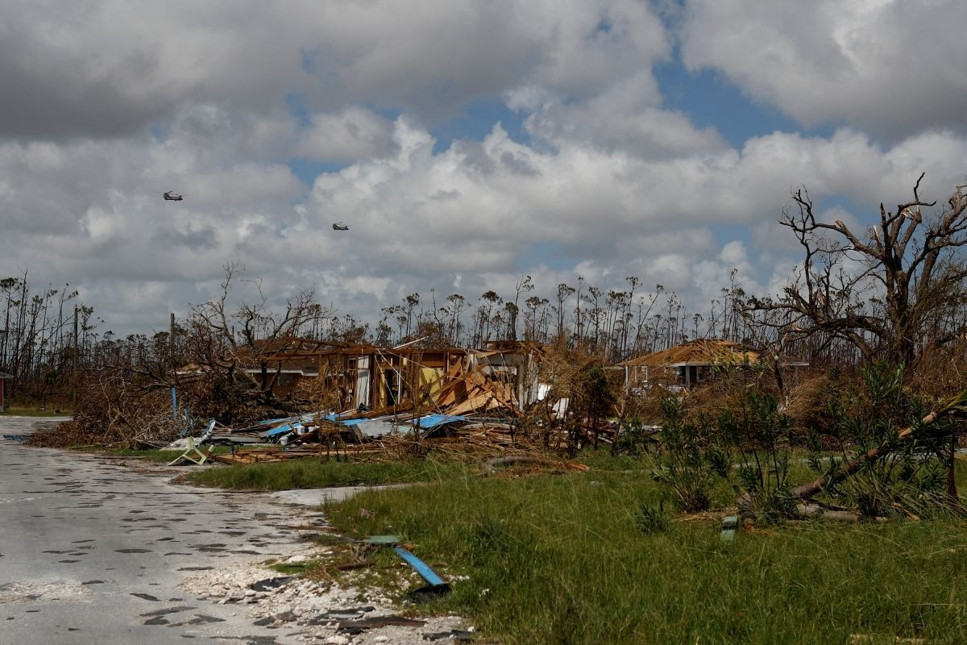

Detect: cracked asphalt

[0,416,328,644]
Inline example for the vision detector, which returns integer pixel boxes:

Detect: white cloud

[296,108,396,163]
[1,1,965,339]
[680,0,967,138]
[0,0,670,140]
[4,116,965,332]
[521,89,730,159]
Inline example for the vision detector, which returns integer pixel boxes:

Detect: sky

[2,0,966,339]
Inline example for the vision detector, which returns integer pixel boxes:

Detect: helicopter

[332,222,349,231]
[163,191,184,201]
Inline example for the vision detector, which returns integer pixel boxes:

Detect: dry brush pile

[30,372,180,448]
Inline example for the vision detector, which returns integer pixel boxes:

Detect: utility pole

[170,313,178,433]
[72,305,78,411]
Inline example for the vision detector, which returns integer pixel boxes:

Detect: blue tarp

[256,411,468,442]
[264,423,299,437]
[414,414,467,429]
[257,414,314,438]
[393,546,448,589]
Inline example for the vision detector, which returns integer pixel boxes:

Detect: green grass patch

[187,457,472,491]
[72,445,233,462]
[322,467,967,644]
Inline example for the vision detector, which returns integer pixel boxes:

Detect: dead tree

[750,174,967,368]
[186,260,325,400]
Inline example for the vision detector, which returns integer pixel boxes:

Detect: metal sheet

[392,546,448,589]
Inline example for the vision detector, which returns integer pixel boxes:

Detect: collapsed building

[169,339,550,457]
[254,338,545,415]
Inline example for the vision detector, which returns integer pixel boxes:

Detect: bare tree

[0,269,95,403]
[444,293,466,345]
[186,260,325,398]
[751,174,967,368]
[555,283,576,341]
[524,295,548,342]
[403,293,421,338]
[509,274,533,341]
[478,290,501,343]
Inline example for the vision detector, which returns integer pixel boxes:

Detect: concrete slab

[270,484,410,506]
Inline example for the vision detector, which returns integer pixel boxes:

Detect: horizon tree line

[4,175,966,405]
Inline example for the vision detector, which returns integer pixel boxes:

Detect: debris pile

[34,338,635,460]
[30,373,181,448]
[161,339,589,463]
[179,412,547,465]
[181,553,471,644]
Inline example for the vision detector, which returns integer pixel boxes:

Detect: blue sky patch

[431,99,529,154]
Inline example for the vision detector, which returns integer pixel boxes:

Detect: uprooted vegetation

[29,366,283,449]
[31,339,643,460]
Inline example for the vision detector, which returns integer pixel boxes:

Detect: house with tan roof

[616,339,807,391]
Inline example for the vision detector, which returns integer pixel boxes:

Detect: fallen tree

[737,387,967,518]
[790,388,967,501]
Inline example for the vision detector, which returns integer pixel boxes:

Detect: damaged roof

[619,339,807,368]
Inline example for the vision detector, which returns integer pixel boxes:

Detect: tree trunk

[790,407,943,502]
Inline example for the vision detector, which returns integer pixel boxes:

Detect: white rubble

[180,544,470,644]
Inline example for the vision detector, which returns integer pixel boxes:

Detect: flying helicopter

[332,222,349,231]
[163,191,184,201]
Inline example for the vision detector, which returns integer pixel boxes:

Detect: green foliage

[814,362,958,518]
[581,366,616,414]
[188,457,469,490]
[653,382,797,522]
[633,500,669,534]
[648,360,964,523]
[611,418,656,457]
[718,389,796,523]
[653,396,718,512]
[321,464,967,644]
[560,363,621,455]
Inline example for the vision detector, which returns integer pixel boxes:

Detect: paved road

[0,416,326,644]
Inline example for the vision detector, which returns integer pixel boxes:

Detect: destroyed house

[176,350,320,397]
[262,339,466,411]
[617,339,807,391]
[176,337,546,416]
[430,341,544,415]
[246,357,319,395]
[262,339,545,415]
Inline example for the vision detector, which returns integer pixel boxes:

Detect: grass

[187,457,472,490]
[96,442,967,642]
[318,461,967,644]
[73,445,234,462]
